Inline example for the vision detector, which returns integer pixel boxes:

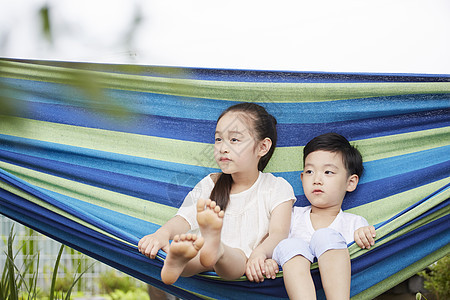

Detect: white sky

[1,0,449,74]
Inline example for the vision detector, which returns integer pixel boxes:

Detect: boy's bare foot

[161,233,204,285]
[197,199,225,268]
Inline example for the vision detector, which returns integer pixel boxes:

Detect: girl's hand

[354,225,376,249]
[264,259,279,279]
[246,250,267,283]
[138,230,170,259]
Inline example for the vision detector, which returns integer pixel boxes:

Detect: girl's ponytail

[209,173,233,211]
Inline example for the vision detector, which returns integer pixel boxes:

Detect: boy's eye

[230,138,239,143]
[304,170,313,174]
[325,170,335,175]
[215,137,222,142]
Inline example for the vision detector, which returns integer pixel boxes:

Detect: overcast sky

[1,0,449,74]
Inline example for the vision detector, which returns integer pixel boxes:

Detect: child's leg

[213,243,248,280]
[283,256,316,300]
[273,238,316,299]
[196,199,248,279]
[161,233,206,285]
[317,249,350,300]
[311,228,350,300]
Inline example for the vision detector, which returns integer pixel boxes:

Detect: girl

[138,103,295,284]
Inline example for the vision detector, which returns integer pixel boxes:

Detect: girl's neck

[230,170,260,194]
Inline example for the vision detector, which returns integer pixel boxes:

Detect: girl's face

[214,112,261,176]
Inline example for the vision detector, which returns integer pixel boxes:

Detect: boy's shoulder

[339,210,369,227]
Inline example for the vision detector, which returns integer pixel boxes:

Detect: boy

[267,133,376,299]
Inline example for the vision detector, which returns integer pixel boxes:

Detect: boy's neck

[310,205,341,216]
[310,206,341,230]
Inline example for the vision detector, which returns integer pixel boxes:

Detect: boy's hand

[264,259,279,279]
[354,225,376,249]
[246,250,267,283]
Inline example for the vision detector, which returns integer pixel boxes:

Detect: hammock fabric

[0,58,449,299]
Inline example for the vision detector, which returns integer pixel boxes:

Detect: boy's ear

[346,174,359,192]
[258,138,272,157]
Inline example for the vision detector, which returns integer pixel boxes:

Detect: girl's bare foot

[197,199,225,268]
[161,233,204,285]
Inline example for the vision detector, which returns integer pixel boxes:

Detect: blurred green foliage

[418,255,449,300]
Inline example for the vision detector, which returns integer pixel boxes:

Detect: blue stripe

[4,77,450,125]
[4,94,449,146]
[277,108,450,146]
[0,148,191,208]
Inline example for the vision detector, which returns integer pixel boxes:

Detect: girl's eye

[215,137,222,142]
[230,138,239,143]
[325,170,334,175]
[304,170,313,174]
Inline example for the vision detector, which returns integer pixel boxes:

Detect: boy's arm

[354,225,376,249]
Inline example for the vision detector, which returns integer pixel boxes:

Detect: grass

[0,225,93,300]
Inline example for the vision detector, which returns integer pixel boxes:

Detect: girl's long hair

[209,103,277,211]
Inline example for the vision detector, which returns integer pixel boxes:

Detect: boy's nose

[313,175,323,185]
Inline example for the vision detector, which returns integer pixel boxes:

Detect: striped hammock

[0,58,449,299]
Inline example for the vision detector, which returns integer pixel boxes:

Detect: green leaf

[50,245,64,300]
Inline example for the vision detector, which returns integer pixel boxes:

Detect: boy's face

[301,150,358,211]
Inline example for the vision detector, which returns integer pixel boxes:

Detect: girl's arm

[246,200,293,282]
[138,215,190,259]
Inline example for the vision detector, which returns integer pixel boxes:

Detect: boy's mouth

[220,157,231,162]
[312,189,323,194]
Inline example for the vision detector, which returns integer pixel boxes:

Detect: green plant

[418,255,449,300]
[107,289,150,300]
[1,225,40,300]
[98,270,141,294]
[0,225,93,300]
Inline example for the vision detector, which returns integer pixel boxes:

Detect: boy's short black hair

[303,133,364,177]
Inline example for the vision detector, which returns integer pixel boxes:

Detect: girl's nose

[220,142,229,153]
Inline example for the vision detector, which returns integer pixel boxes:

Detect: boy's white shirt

[176,172,296,257]
[289,206,369,244]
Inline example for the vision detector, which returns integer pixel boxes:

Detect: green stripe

[1,60,449,103]
[1,116,448,173]
[0,161,176,226]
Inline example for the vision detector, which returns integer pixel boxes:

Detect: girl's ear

[258,138,272,157]
[346,174,359,192]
